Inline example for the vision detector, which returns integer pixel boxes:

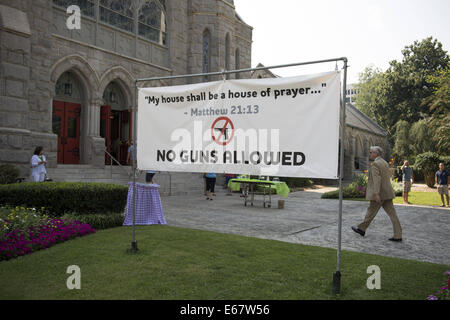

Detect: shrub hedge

[62,213,125,230]
[0,164,21,184]
[278,177,313,188]
[0,182,128,217]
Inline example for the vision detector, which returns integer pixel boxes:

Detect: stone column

[85,97,105,167]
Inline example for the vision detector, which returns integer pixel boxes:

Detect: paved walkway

[160,188,450,266]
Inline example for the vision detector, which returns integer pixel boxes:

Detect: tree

[424,66,450,155]
[355,66,386,125]
[392,120,411,163]
[409,119,436,156]
[355,37,449,142]
[414,152,441,187]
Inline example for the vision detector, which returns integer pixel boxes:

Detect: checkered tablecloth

[123,182,166,226]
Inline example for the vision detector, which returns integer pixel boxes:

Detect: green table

[228,178,290,207]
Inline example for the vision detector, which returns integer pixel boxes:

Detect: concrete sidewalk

[160,189,450,266]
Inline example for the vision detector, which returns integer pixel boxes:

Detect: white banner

[137,71,340,178]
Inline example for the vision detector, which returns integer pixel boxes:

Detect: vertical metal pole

[333,59,348,294]
[130,82,138,252]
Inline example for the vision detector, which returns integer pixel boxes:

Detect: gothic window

[103,82,125,109]
[235,48,240,79]
[138,0,167,45]
[53,0,96,18]
[225,33,230,79]
[203,29,211,81]
[100,0,134,33]
[55,72,82,102]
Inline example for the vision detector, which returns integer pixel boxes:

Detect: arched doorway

[52,71,83,164]
[101,81,132,165]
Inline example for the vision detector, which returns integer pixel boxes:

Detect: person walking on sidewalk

[352,146,403,242]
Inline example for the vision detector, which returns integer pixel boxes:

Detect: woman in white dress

[31,146,47,182]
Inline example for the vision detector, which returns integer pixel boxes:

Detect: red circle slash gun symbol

[211,116,235,146]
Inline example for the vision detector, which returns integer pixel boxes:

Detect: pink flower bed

[0,219,95,261]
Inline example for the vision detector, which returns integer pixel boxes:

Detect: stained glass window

[53,0,95,18]
[225,34,230,79]
[138,0,167,45]
[100,0,134,33]
[203,29,211,81]
[235,48,240,79]
[103,82,125,108]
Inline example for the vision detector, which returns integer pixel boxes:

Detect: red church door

[119,110,132,165]
[101,108,132,165]
[52,101,81,164]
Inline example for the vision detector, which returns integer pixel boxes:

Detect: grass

[393,191,448,207]
[323,191,447,207]
[0,225,448,300]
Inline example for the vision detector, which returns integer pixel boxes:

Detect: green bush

[278,177,313,188]
[62,213,124,230]
[0,164,21,184]
[0,182,128,217]
[321,174,401,199]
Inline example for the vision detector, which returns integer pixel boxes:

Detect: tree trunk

[424,172,435,188]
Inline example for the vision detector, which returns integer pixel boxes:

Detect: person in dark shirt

[435,163,449,207]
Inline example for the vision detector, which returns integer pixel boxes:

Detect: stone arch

[50,55,100,165]
[354,134,364,170]
[50,54,100,100]
[99,66,135,108]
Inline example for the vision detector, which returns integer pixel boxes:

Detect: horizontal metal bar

[136,57,348,83]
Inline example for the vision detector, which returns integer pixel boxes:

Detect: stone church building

[0,0,252,192]
[0,0,387,192]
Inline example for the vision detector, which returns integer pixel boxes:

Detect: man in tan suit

[352,146,403,241]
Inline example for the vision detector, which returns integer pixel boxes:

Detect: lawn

[325,192,446,207]
[393,191,447,207]
[0,225,447,300]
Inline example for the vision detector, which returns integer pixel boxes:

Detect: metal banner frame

[131,57,348,294]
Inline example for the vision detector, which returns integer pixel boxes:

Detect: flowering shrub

[347,174,368,198]
[0,206,49,239]
[0,218,96,261]
[321,174,367,199]
[427,271,450,300]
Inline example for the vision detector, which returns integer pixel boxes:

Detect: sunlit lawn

[393,191,447,207]
[0,225,448,300]
[333,192,446,207]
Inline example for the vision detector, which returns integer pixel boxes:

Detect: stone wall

[344,126,390,180]
[0,0,253,187]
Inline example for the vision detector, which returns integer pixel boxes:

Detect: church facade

[0,0,252,176]
[1,0,388,186]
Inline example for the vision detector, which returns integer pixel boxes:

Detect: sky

[233,0,450,84]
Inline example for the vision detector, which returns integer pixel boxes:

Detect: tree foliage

[355,37,449,164]
[424,66,450,154]
[409,119,436,156]
[392,120,411,162]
